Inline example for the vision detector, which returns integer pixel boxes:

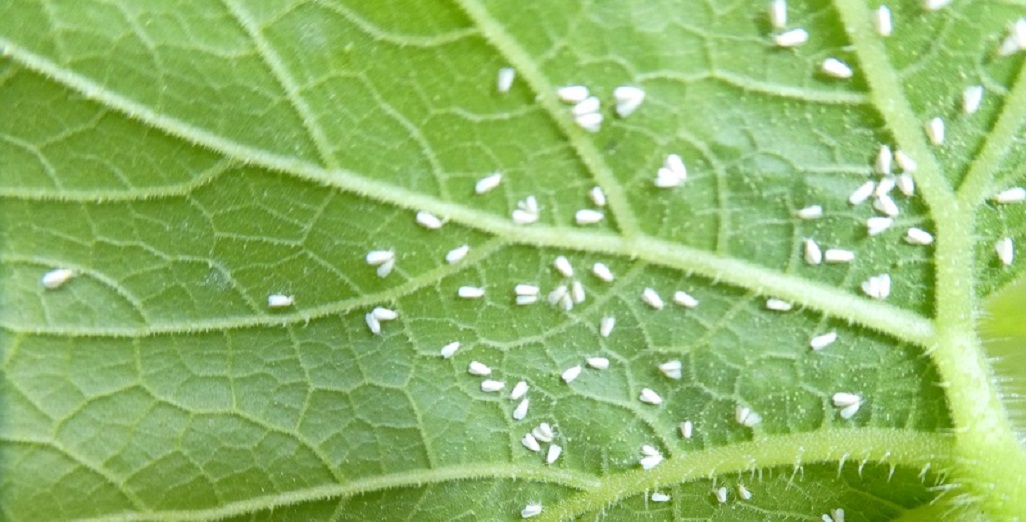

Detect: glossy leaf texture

[1,1,1025,520]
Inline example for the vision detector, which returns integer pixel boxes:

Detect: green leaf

[1,0,1025,520]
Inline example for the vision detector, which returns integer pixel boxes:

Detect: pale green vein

[536,428,955,521]
[634,70,871,105]
[537,426,952,520]
[833,2,1026,519]
[0,38,935,346]
[0,157,235,202]
[1,437,149,512]
[956,59,1026,206]
[71,463,599,522]
[831,1,956,213]
[0,237,508,337]
[452,0,641,237]
[220,0,339,170]
[310,0,479,48]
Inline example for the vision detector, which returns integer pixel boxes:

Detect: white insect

[738,484,753,500]
[848,181,876,205]
[41,268,74,289]
[613,85,646,118]
[575,209,605,225]
[571,96,600,117]
[475,172,503,194]
[639,388,663,405]
[558,291,574,311]
[365,313,381,335]
[374,257,395,278]
[546,444,563,464]
[641,288,665,310]
[371,307,402,326]
[556,85,590,104]
[516,295,539,306]
[659,360,683,380]
[804,238,823,265]
[497,67,515,93]
[736,405,762,427]
[861,273,892,300]
[774,28,809,48]
[831,508,846,522]
[521,502,542,519]
[589,186,607,207]
[894,150,917,172]
[996,237,1014,266]
[415,210,443,230]
[673,290,699,308]
[458,286,485,299]
[873,194,900,217]
[922,0,953,10]
[574,112,603,133]
[665,153,687,178]
[655,167,684,188]
[820,250,855,267]
[797,204,823,220]
[513,398,530,420]
[821,57,853,79]
[522,433,541,452]
[874,176,896,198]
[267,294,295,308]
[586,357,610,370]
[765,298,793,312]
[547,285,569,307]
[680,420,694,439]
[518,194,539,214]
[832,392,863,419]
[866,216,893,236]
[562,365,583,384]
[571,281,585,304]
[592,262,614,283]
[554,255,574,277]
[365,250,394,266]
[998,19,1026,56]
[651,492,671,502]
[599,316,616,337]
[993,187,1026,204]
[655,154,687,187]
[905,227,935,246]
[714,486,728,503]
[897,173,915,196]
[533,422,555,442]
[440,341,461,359]
[468,361,492,376]
[639,445,664,470]
[875,5,892,37]
[769,0,787,29]
[510,380,529,400]
[481,380,505,392]
[512,209,539,225]
[445,244,470,264]
[810,331,838,351]
[963,85,984,114]
[926,117,945,145]
[875,145,893,175]
[515,285,539,298]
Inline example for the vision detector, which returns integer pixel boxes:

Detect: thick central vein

[0,38,934,345]
[831,1,956,214]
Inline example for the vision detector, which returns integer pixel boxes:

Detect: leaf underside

[1,0,1024,520]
